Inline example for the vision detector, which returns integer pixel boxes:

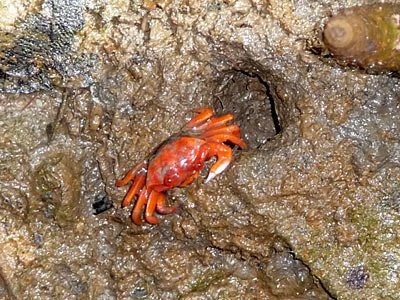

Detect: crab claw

[205,161,230,183]
[204,142,232,183]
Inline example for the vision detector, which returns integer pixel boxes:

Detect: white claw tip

[205,171,217,183]
[205,160,231,183]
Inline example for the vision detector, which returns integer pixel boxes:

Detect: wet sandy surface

[0,0,399,299]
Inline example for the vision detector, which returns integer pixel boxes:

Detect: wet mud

[0,0,399,299]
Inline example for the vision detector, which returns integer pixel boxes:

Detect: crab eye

[164,172,181,187]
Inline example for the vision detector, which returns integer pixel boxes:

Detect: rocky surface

[0,0,399,299]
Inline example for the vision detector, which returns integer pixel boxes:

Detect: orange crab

[116,107,247,225]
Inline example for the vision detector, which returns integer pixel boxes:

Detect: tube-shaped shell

[323,4,400,71]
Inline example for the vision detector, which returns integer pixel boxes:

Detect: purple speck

[346,266,369,289]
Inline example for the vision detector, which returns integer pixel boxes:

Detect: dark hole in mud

[131,287,148,298]
[92,194,114,215]
[212,70,281,149]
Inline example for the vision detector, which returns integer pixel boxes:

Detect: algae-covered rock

[0,0,91,93]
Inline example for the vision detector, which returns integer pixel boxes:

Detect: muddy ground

[0,0,399,299]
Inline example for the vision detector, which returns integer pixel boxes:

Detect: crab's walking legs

[185,108,236,133]
[121,172,146,207]
[185,108,214,129]
[146,191,160,224]
[116,162,146,187]
[200,124,241,138]
[132,188,148,225]
[206,134,247,149]
[145,191,177,224]
[156,192,177,214]
[194,114,234,132]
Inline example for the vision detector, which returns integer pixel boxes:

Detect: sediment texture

[0,0,399,299]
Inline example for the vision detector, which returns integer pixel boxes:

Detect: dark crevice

[209,240,336,299]
[261,76,282,136]
[318,278,337,300]
[289,249,337,300]
[237,69,282,136]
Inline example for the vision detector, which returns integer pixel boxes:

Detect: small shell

[323,4,400,71]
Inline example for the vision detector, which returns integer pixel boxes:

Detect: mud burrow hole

[212,70,281,149]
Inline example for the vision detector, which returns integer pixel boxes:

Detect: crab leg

[132,188,148,225]
[121,172,146,207]
[202,142,233,183]
[116,161,146,187]
[194,114,234,132]
[145,190,159,224]
[205,134,247,149]
[156,192,177,214]
[185,108,214,129]
[200,124,241,139]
